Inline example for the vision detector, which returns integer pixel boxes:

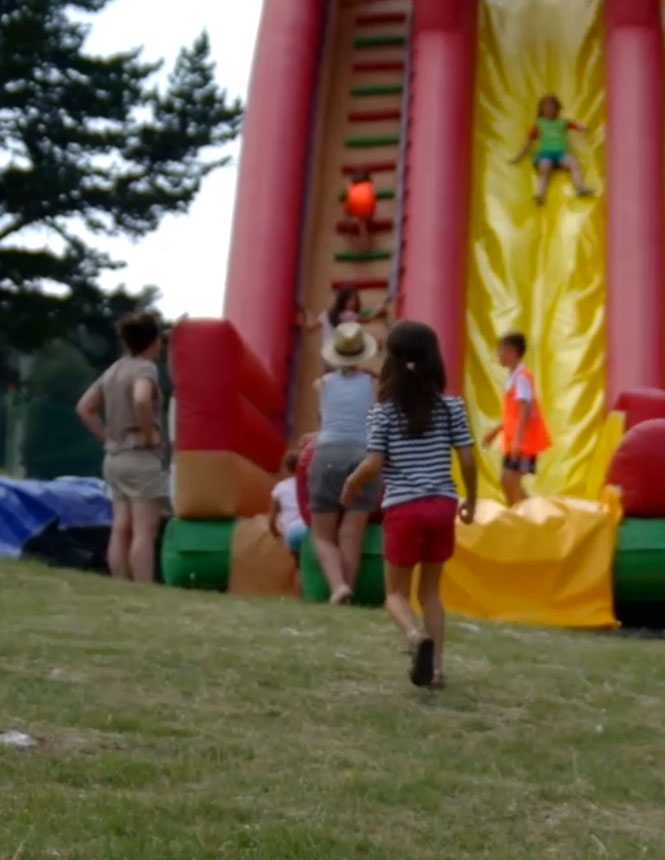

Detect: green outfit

[534,117,570,166]
[536,117,569,153]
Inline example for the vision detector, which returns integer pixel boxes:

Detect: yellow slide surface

[466,0,606,500]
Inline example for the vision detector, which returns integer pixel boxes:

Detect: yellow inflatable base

[412,496,620,629]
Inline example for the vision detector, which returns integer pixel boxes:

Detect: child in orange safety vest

[482,331,551,506]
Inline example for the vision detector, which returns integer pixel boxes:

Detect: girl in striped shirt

[342,321,477,689]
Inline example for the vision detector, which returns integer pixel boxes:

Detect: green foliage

[22,342,102,478]
[0,0,242,352]
[67,284,164,374]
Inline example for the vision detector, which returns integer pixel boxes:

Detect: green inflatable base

[614,518,665,604]
[161,518,235,592]
[300,524,384,607]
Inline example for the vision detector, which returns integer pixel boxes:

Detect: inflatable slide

[165,0,665,627]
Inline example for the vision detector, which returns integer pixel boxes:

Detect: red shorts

[383,496,458,567]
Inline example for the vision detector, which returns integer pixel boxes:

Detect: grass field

[1,562,665,859]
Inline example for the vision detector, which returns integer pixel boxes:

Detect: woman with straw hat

[309,322,381,604]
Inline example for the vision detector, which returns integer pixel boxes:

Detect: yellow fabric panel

[412,496,619,629]
[466,0,606,500]
[585,410,626,500]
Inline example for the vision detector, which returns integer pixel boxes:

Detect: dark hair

[328,286,360,328]
[499,331,527,358]
[538,94,561,117]
[283,451,298,474]
[378,321,447,436]
[117,312,161,356]
[351,168,371,184]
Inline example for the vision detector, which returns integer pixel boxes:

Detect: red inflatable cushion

[172,319,285,472]
[296,435,317,527]
[606,418,665,517]
[613,388,665,430]
[296,434,383,525]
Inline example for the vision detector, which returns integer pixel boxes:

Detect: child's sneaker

[409,637,435,687]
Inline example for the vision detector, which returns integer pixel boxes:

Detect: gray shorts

[103,450,169,503]
[309,443,380,513]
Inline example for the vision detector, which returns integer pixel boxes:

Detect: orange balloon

[345,181,376,218]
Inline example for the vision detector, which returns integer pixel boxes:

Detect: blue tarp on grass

[0,477,112,559]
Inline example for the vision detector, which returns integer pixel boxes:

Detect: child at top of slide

[341,321,477,690]
[300,286,390,347]
[510,94,593,204]
[483,332,551,507]
[343,168,377,249]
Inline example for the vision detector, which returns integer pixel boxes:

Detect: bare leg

[418,562,445,677]
[108,500,132,580]
[501,469,528,507]
[384,562,419,640]
[561,154,592,195]
[386,562,437,686]
[129,501,162,584]
[535,160,553,204]
[338,509,369,590]
[311,512,349,602]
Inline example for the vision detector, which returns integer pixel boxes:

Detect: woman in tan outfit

[77,313,168,583]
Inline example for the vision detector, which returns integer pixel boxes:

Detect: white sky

[81,0,264,319]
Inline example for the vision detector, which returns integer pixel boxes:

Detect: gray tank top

[318,371,375,446]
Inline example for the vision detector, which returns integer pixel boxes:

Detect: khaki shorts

[103,450,169,502]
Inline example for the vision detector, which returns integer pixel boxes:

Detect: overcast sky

[81,0,264,319]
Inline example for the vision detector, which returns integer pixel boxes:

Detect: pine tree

[0,0,242,352]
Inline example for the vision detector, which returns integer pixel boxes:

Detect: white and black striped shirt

[367,396,474,509]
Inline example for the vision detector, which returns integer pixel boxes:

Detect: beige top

[95,356,164,455]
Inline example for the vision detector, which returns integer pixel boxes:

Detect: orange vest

[502,367,551,456]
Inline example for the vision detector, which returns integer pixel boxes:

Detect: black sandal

[409,637,434,687]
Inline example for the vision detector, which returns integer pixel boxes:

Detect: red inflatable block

[172,320,286,473]
[613,388,665,430]
[607,0,660,28]
[296,435,317,526]
[607,419,665,517]
[296,434,383,525]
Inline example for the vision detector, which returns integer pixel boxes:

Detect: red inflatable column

[224,0,327,390]
[400,0,478,394]
[606,0,665,405]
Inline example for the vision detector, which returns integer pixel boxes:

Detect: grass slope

[1,561,664,859]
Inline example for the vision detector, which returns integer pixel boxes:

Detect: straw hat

[322,321,377,368]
